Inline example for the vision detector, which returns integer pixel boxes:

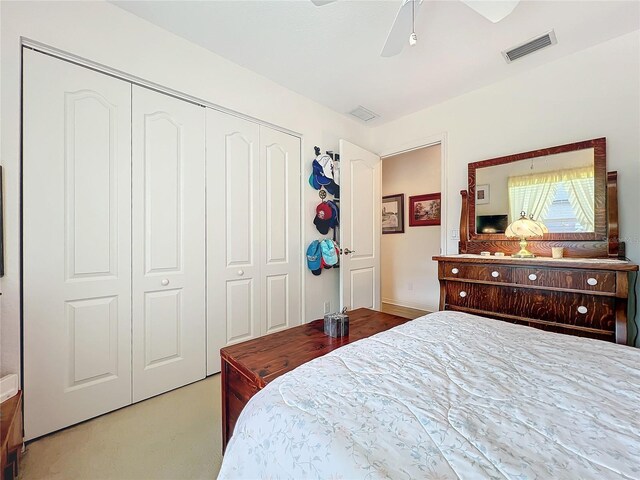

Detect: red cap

[316,202,333,220]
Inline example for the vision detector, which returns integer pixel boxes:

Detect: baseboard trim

[381,298,435,313]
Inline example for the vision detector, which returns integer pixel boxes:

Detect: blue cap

[306,240,322,275]
[309,173,322,190]
[324,180,339,196]
[312,159,333,186]
[327,200,339,228]
[321,239,338,266]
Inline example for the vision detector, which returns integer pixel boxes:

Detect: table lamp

[529,213,549,235]
[505,211,545,258]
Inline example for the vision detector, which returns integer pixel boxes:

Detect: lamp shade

[529,213,549,235]
[505,212,545,239]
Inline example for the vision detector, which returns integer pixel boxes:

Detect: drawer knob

[587,277,598,286]
[459,291,467,298]
[577,306,588,314]
[528,273,538,281]
[237,270,245,276]
[491,271,500,278]
[451,268,459,275]
[161,279,170,286]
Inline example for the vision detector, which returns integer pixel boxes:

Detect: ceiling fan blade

[310,0,337,6]
[381,0,423,58]
[460,0,520,23]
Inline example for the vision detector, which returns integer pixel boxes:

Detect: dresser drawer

[446,282,615,332]
[446,282,510,312]
[443,262,512,283]
[513,268,616,293]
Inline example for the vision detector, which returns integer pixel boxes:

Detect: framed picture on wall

[382,194,404,234]
[409,193,441,227]
[476,184,490,205]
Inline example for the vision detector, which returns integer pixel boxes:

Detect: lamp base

[511,238,536,258]
[511,252,536,258]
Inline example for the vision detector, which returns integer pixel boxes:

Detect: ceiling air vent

[349,106,379,122]
[502,30,557,63]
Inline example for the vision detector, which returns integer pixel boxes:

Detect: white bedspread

[218,311,640,479]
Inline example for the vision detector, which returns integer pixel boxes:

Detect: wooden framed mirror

[460,137,623,257]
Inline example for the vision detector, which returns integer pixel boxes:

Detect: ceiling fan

[311,0,520,57]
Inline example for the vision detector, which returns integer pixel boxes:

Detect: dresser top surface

[433,254,638,271]
[221,309,410,387]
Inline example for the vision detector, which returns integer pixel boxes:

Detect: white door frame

[379,132,449,256]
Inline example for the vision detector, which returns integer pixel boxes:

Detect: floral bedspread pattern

[218,311,640,479]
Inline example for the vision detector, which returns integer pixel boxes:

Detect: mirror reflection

[475,148,595,234]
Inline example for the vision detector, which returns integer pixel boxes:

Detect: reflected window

[544,183,589,232]
[508,166,594,233]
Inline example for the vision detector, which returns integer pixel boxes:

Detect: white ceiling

[111,0,640,125]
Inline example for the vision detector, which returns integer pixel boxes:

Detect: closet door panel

[206,109,260,375]
[259,127,301,335]
[132,86,206,402]
[23,50,132,440]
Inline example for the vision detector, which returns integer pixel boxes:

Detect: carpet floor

[19,375,223,479]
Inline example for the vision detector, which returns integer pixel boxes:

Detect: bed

[217,310,640,479]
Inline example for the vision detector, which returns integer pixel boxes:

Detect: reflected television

[476,214,508,234]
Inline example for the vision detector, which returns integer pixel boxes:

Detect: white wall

[382,146,441,312]
[0,0,371,377]
[370,29,640,344]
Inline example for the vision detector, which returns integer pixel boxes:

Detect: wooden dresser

[433,255,637,344]
[220,309,409,451]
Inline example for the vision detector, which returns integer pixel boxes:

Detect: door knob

[343,248,356,255]
[161,279,170,286]
[237,269,244,276]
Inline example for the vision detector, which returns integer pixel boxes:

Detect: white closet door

[206,109,260,375]
[259,126,301,336]
[132,86,206,401]
[23,50,132,440]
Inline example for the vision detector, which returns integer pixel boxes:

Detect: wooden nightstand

[220,308,410,451]
[1,391,23,480]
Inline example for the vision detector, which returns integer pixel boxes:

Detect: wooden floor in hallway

[380,303,430,320]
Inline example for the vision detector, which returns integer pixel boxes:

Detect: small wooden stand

[1,391,23,480]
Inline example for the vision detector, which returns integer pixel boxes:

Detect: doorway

[380,144,442,319]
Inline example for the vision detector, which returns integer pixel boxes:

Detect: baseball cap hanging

[316,154,334,180]
[315,202,333,235]
[321,239,339,267]
[306,240,322,276]
[326,200,339,229]
[309,146,336,191]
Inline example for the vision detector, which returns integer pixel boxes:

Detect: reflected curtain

[564,167,595,231]
[507,166,594,229]
[508,174,558,223]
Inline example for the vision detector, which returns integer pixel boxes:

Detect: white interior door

[206,109,261,375]
[259,126,301,336]
[132,86,206,402]
[339,140,381,311]
[23,50,132,440]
